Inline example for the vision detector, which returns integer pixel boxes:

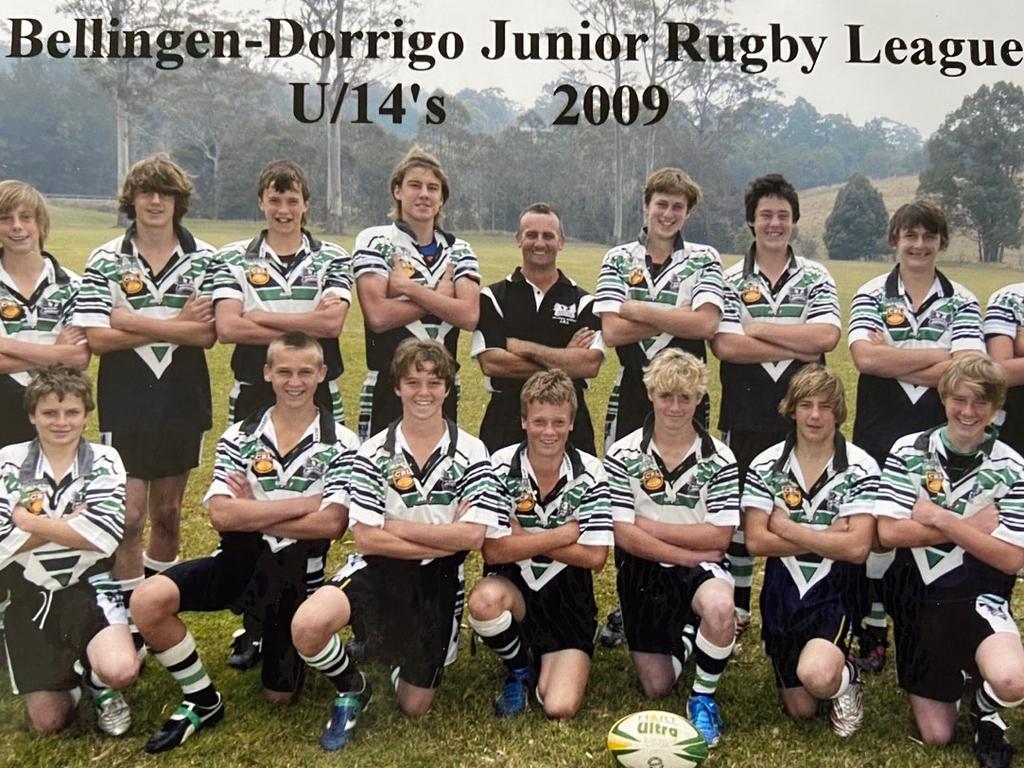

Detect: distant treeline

[0,57,923,248]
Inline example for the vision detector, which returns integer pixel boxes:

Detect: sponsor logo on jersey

[884,303,907,327]
[252,450,275,476]
[782,482,803,510]
[121,271,145,295]
[0,299,23,320]
[552,302,577,323]
[247,264,270,286]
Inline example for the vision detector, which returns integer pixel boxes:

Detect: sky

[3,0,1021,138]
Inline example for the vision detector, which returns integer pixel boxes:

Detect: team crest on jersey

[388,454,416,492]
[642,467,665,492]
[301,457,326,481]
[627,267,645,286]
[927,310,950,332]
[515,487,536,513]
[247,264,271,286]
[741,281,762,304]
[252,451,275,476]
[173,275,195,295]
[397,259,418,279]
[299,265,320,287]
[782,483,803,510]
[884,303,907,327]
[23,489,45,515]
[121,270,145,295]
[788,285,808,303]
[36,299,60,321]
[552,303,577,324]
[924,468,945,496]
[0,298,23,320]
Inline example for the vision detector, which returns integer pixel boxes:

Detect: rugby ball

[607,710,708,768]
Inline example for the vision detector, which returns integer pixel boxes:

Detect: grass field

[2,202,1023,767]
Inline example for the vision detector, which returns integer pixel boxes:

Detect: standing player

[74,154,216,641]
[743,366,877,737]
[0,181,89,448]
[211,160,353,668]
[605,349,739,748]
[468,370,612,719]
[984,283,1024,455]
[131,332,358,753]
[472,203,603,454]
[291,339,507,750]
[712,174,841,635]
[0,365,137,736]
[848,201,985,671]
[353,146,480,442]
[876,354,1024,768]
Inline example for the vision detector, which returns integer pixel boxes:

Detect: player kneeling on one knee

[292,339,508,750]
[467,370,612,719]
[131,332,358,754]
[0,365,138,737]
[604,349,739,748]
[877,353,1024,767]
[743,365,878,737]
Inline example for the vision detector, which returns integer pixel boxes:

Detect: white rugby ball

[607,710,708,768]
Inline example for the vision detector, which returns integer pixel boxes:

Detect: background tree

[919,81,1024,263]
[824,172,889,261]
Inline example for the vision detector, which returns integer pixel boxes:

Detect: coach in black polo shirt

[471,203,603,454]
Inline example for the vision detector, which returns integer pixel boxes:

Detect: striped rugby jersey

[983,283,1024,453]
[605,421,740,566]
[353,221,481,372]
[593,230,724,368]
[0,439,125,590]
[876,426,1024,589]
[742,434,878,597]
[203,405,359,553]
[0,254,80,389]
[210,230,353,385]
[343,419,508,563]
[848,267,984,405]
[75,226,216,381]
[491,442,613,590]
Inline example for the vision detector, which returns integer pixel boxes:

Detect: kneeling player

[877,354,1024,768]
[743,365,878,737]
[0,365,137,735]
[468,370,612,719]
[605,349,739,748]
[291,339,507,750]
[131,332,358,753]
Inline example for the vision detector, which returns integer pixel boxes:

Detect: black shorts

[893,588,1018,702]
[102,430,202,480]
[723,429,789,476]
[4,579,126,695]
[0,388,33,448]
[486,563,598,657]
[165,540,317,693]
[331,553,462,689]
[760,563,858,689]
[616,549,728,657]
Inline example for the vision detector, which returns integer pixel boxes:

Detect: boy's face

[793,394,837,446]
[264,346,326,409]
[521,400,573,460]
[750,195,793,252]
[30,392,87,450]
[0,205,41,256]
[395,362,449,422]
[643,192,690,243]
[259,183,309,239]
[943,382,996,450]
[394,167,444,226]
[133,189,176,231]
[649,388,699,430]
[895,225,942,270]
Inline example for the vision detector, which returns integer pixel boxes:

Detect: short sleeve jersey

[876,426,1024,597]
[491,442,614,590]
[593,230,724,369]
[471,268,603,394]
[202,405,359,554]
[209,230,353,384]
[353,221,481,371]
[605,421,740,566]
[984,283,1024,454]
[74,226,216,433]
[848,267,984,462]
[0,439,125,589]
[343,420,509,561]
[0,253,80,390]
[717,247,841,433]
[742,434,878,598]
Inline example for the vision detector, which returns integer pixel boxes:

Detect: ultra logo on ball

[608,710,708,768]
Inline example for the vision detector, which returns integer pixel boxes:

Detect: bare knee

[130,577,178,627]
[263,689,296,706]
[121,502,147,546]
[638,675,674,699]
[467,580,507,620]
[543,695,582,720]
[96,656,140,691]
[796,662,839,698]
[782,697,817,720]
[917,721,955,746]
[399,697,433,718]
[27,699,72,735]
[987,674,1024,705]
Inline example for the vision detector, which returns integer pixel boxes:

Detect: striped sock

[299,634,359,693]
[864,599,887,633]
[977,680,1024,713]
[154,631,219,708]
[470,610,529,671]
[831,660,858,699]
[692,631,733,696]
[305,555,326,596]
[727,540,754,614]
[143,554,178,578]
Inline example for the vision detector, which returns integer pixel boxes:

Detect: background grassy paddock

[2,201,1022,767]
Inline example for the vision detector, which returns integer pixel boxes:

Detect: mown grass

[1,203,1020,767]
